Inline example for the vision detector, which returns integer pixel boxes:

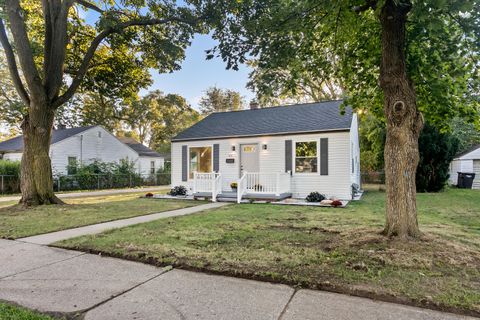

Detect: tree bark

[20,105,63,206]
[379,0,423,238]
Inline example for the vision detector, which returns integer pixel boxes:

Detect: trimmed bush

[306,192,326,202]
[169,185,187,196]
[0,160,21,193]
[331,200,343,207]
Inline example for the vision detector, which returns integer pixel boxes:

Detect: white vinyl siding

[473,160,480,190]
[2,152,22,161]
[172,130,352,199]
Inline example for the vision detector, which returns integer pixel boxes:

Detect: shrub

[145,192,154,198]
[305,191,326,202]
[416,124,459,192]
[0,160,21,193]
[169,185,187,196]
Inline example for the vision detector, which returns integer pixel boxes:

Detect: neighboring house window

[295,141,318,173]
[67,156,77,175]
[189,146,212,179]
[98,131,102,138]
[150,161,155,174]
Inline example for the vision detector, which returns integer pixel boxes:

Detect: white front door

[240,144,259,176]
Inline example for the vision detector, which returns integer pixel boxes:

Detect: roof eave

[171,128,351,142]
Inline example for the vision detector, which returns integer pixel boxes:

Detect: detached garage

[449,144,480,189]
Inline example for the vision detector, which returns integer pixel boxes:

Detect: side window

[67,156,77,175]
[150,161,155,174]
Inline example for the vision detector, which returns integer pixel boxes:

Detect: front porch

[192,172,292,203]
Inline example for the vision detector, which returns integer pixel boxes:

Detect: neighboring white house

[171,100,360,201]
[449,144,480,189]
[0,125,164,175]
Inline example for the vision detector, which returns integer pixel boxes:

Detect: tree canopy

[209,0,479,129]
[199,86,245,114]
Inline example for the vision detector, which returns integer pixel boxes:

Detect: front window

[189,146,212,179]
[67,156,77,175]
[150,161,155,174]
[295,141,318,173]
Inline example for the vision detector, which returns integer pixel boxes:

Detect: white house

[449,144,480,189]
[171,100,360,202]
[0,125,164,175]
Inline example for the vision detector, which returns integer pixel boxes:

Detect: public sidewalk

[0,239,473,320]
[0,186,170,203]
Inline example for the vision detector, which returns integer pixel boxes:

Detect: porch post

[193,171,197,194]
[276,172,280,196]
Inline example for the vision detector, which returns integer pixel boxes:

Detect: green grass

[0,193,202,239]
[56,188,480,314]
[0,302,56,320]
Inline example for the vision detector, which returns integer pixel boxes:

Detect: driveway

[0,239,473,320]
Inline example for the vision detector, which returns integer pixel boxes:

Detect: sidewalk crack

[0,252,86,280]
[277,289,298,320]
[75,265,175,317]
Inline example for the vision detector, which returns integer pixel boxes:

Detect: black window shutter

[320,138,328,175]
[285,140,292,173]
[182,145,188,181]
[213,144,220,172]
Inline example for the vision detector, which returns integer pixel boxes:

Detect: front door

[240,144,259,176]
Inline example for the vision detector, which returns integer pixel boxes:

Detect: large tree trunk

[20,104,63,206]
[379,0,423,238]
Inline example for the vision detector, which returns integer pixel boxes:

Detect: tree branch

[75,0,104,13]
[5,0,45,102]
[0,19,30,106]
[53,16,198,109]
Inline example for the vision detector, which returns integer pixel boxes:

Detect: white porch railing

[212,173,222,202]
[244,172,291,195]
[237,173,248,203]
[193,172,221,194]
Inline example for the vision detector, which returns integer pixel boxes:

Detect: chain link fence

[0,173,171,194]
[361,171,386,190]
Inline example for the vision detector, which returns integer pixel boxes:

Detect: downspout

[80,135,83,166]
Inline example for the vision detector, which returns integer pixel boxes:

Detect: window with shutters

[294,141,318,173]
[189,146,212,179]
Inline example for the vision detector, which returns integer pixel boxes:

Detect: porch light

[262,144,267,150]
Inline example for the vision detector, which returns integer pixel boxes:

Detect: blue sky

[146,34,255,110]
[81,8,255,111]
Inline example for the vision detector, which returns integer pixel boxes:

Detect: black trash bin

[457,172,476,189]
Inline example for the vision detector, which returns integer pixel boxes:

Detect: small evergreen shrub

[169,185,187,196]
[145,192,154,198]
[305,192,326,202]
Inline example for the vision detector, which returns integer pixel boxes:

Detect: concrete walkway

[18,202,229,245]
[0,239,474,320]
[0,186,170,203]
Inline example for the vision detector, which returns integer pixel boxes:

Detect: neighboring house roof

[172,100,353,142]
[0,126,96,153]
[454,144,480,160]
[117,137,165,158]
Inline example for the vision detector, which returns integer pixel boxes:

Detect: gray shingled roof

[0,126,96,153]
[172,100,353,142]
[117,137,165,158]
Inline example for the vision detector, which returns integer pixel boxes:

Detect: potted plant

[230,182,238,191]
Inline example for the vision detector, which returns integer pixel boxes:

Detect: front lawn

[56,188,480,315]
[0,302,57,320]
[0,193,201,239]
